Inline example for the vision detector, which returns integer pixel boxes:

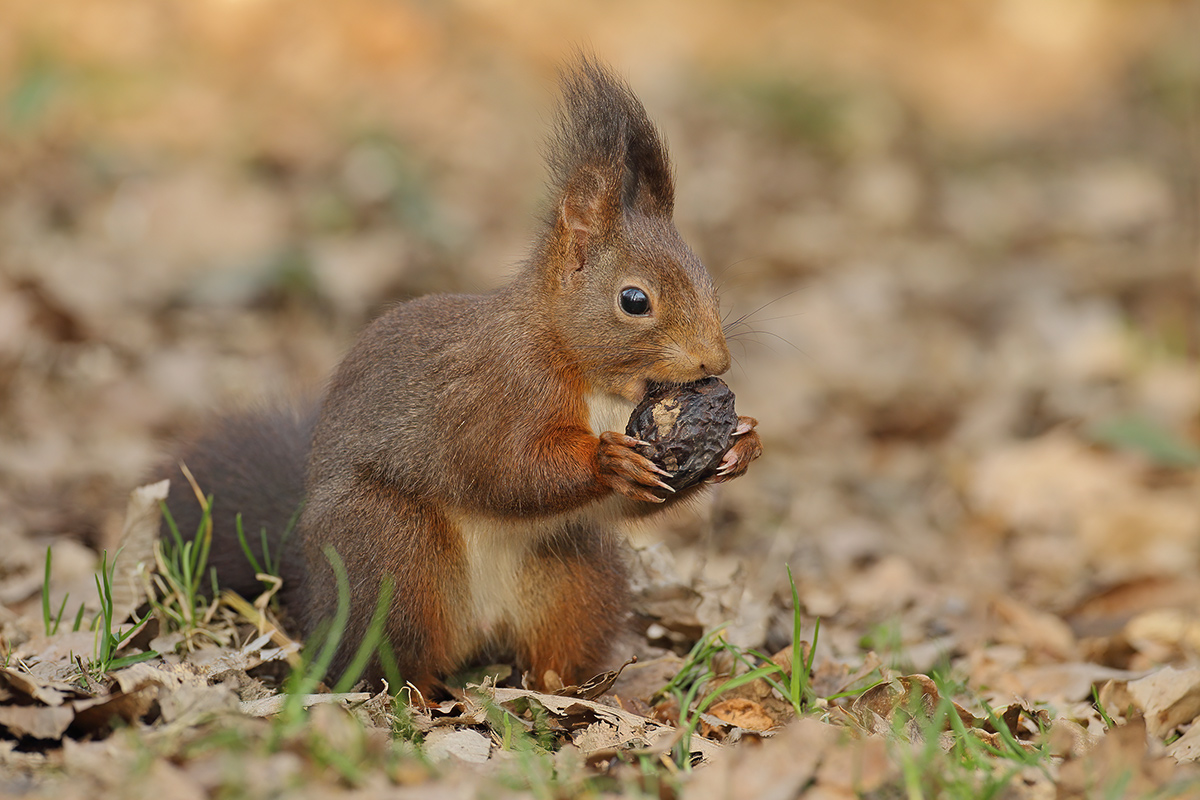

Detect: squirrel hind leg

[300,478,469,695]
[515,524,630,689]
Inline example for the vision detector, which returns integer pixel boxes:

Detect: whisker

[721,289,803,334]
[712,256,766,292]
[727,328,805,355]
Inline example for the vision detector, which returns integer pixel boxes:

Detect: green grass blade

[333,576,395,694]
[235,513,265,577]
[42,546,53,636]
[787,564,804,713]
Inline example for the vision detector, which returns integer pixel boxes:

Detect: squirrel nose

[699,341,731,377]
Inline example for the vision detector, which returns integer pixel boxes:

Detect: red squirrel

[161,58,762,695]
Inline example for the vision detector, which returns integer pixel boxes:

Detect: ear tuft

[545,54,675,237]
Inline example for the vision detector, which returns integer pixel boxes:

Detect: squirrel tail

[158,403,316,600]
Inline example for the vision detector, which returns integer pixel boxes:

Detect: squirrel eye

[619,287,651,316]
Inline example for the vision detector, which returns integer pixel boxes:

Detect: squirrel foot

[596,431,674,503]
[709,416,762,484]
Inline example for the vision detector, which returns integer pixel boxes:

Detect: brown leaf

[684,717,886,800]
[551,656,636,701]
[610,653,684,705]
[994,661,1144,704]
[848,674,980,741]
[70,686,158,734]
[1167,722,1200,763]
[0,667,76,706]
[1125,609,1200,655]
[1057,715,1195,798]
[0,703,75,739]
[849,674,939,734]
[239,692,371,718]
[16,631,98,668]
[1126,666,1200,739]
[708,698,776,732]
[488,685,722,765]
[110,480,169,624]
[991,594,1077,660]
[423,727,492,763]
[1045,718,1101,759]
[1066,575,1200,639]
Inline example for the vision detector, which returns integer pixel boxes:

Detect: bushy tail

[158,403,316,599]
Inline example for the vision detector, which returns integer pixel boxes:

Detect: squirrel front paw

[596,431,675,503]
[709,416,763,484]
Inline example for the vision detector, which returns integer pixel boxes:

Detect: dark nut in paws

[625,377,738,490]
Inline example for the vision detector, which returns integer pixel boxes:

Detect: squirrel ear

[622,129,674,218]
[556,165,621,275]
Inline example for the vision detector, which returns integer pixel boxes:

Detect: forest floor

[2,2,1200,797]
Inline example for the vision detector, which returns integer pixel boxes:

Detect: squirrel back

[159,57,761,695]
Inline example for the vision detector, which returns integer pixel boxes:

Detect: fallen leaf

[708,698,776,732]
[610,654,683,704]
[999,662,1145,704]
[1066,576,1200,638]
[17,631,98,667]
[239,692,371,718]
[550,656,636,701]
[1057,715,1193,798]
[1126,666,1200,739]
[488,685,721,765]
[683,717,847,800]
[991,594,1077,660]
[423,727,492,763]
[0,703,75,739]
[71,686,158,734]
[110,480,168,624]
[1167,722,1200,763]
[0,666,76,706]
[1125,609,1200,654]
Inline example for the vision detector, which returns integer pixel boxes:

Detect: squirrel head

[533,56,730,403]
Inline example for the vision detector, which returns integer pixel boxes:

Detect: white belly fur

[586,391,635,438]
[448,392,633,644]
[452,512,542,638]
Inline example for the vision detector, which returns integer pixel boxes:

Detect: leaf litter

[3,2,1200,797]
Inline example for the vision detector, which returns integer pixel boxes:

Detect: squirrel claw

[597,430,676,503]
[647,463,674,479]
[709,418,762,484]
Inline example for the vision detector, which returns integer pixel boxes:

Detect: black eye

[619,287,651,316]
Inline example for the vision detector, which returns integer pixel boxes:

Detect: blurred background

[2,0,1199,673]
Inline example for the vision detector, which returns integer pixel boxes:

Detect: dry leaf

[1126,667,1200,740]
[610,654,684,704]
[999,662,1144,704]
[708,698,776,732]
[239,692,371,718]
[550,656,636,701]
[17,631,99,667]
[1167,723,1200,763]
[991,594,1077,660]
[110,480,169,624]
[488,685,721,765]
[1057,715,1193,798]
[184,632,300,679]
[71,687,158,734]
[1125,609,1200,654]
[423,728,493,764]
[0,666,75,706]
[0,703,75,739]
[683,717,848,800]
